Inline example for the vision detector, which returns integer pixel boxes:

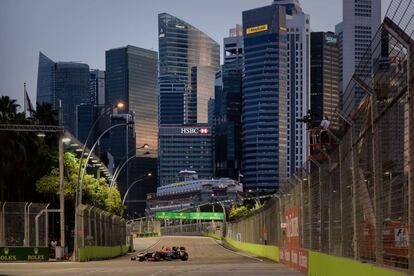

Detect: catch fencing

[228,2,414,273]
[161,221,223,236]
[0,202,49,247]
[75,204,127,248]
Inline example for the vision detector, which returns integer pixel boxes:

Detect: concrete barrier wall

[308,251,405,276]
[220,236,404,275]
[78,245,128,261]
[223,237,280,262]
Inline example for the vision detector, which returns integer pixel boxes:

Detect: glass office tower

[158,13,220,124]
[105,45,158,213]
[36,52,90,135]
[36,52,56,106]
[158,75,186,125]
[242,4,288,190]
[214,26,244,180]
[310,32,340,128]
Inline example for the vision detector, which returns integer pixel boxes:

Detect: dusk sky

[0,0,390,109]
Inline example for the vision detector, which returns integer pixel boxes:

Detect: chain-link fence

[226,5,414,273]
[161,221,223,236]
[131,217,161,235]
[0,202,49,247]
[75,204,127,248]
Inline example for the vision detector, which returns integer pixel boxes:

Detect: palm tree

[32,102,58,125]
[0,96,20,122]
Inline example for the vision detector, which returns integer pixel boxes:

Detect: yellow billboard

[246,24,269,35]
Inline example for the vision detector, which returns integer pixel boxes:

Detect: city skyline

[0,0,390,107]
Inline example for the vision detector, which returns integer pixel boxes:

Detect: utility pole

[58,100,65,250]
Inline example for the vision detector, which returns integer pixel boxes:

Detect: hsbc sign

[180,127,209,135]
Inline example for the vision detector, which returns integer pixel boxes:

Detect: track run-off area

[0,236,301,275]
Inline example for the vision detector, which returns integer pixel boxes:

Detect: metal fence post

[407,40,414,273]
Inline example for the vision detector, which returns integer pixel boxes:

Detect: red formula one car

[131,246,189,262]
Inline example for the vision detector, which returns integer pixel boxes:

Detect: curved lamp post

[76,102,124,191]
[74,121,130,261]
[109,144,149,193]
[79,122,133,203]
[210,196,227,238]
[122,173,152,205]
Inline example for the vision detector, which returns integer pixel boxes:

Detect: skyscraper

[159,125,213,186]
[36,52,55,106]
[105,45,158,213]
[337,0,381,115]
[158,13,220,124]
[274,0,310,177]
[214,26,243,180]
[36,52,90,135]
[242,4,288,190]
[158,75,186,125]
[90,69,105,106]
[311,32,340,128]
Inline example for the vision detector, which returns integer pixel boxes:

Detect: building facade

[158,13,220,124]
[36,52,90,136]
[90,69,105,106]
[242,4,288,190]
[310,32,340,128]
[214,26,243,180]
[36,52,56,106]
[274,0,310,177]
[105,45,158,213]
[158,75,186,125]
[337,0,381,115]
[158,125,213,186]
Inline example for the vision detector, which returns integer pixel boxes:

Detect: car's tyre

[139,257,145,262]
[153,252,161,262]
[131,256,136,261]
[181,253,188,261]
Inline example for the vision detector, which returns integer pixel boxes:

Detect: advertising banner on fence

[279,207,308,273]
[0,247,48,261]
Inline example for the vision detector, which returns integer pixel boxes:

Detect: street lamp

[122,173,152,205]
[79,122,133,198]
[74,120,130,262]
[109,146,150,193]
[76,102,124,195]
[210,195,227,238]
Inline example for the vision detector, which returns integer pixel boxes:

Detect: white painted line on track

[211,238,264,262]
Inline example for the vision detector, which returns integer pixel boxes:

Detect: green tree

[36,152,124,216]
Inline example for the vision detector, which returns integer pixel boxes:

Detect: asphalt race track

[0,236,301,275]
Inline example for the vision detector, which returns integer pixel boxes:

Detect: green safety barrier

[0,247,49,261]
[203,232,222,240]
[155,211,224,220]
[78,245,128,262]
[308,251,405,276]
[224,237,280,262]
[137,232,160,238]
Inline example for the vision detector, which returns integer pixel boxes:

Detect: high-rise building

[158,125,213,186]
[36,52,90,135]
[274,0,310,177]
[337,0,381,115]
[90,69,105,105]
[158,75,186,125]
[242,4,288,190]
[105,45,158,213]
[36,52,55,106]
[310,32,340,128]
[335,22,344,109]
[158,13,220,124]
[76,103,94,144]
[214,26,243,180]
